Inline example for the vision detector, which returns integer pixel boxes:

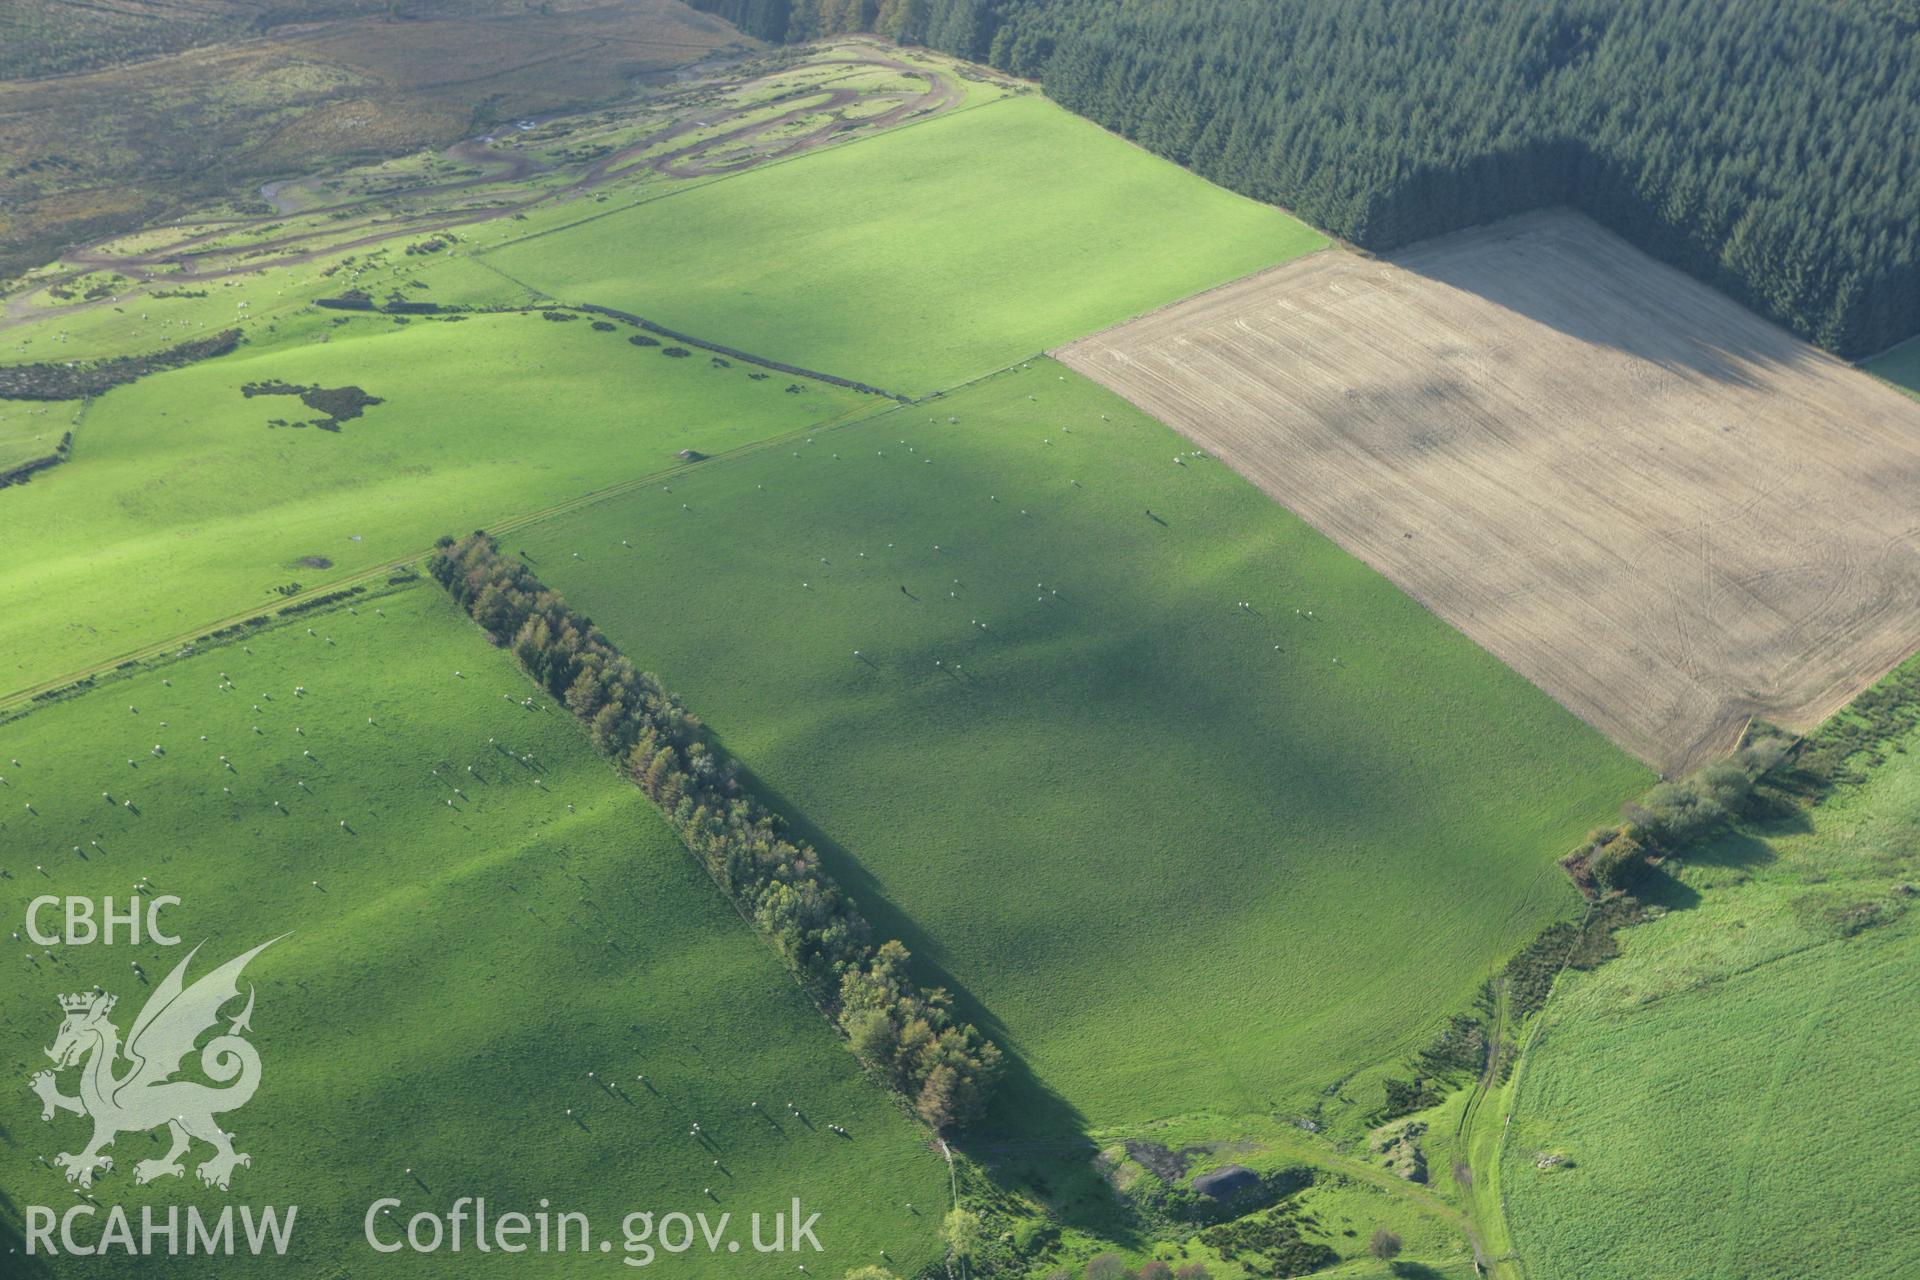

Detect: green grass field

[1503,697,1920,1280]
[14,34,1841,1277]
[0,399,78,471]
[484,94,1328,396]
[509,358,1649,1142]
[0,310,873,695]
[0,584,948,1277]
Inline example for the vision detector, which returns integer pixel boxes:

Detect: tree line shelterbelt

[429,533,1003,1132]
[696,0,1920,359]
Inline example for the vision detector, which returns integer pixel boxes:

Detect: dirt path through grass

[45,47,963,295]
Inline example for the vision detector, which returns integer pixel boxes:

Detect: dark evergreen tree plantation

[699,0,1920,357]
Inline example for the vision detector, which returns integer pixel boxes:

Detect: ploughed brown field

[1059,211,1920,772]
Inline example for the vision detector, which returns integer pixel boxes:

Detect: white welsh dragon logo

[29,938,280,1191]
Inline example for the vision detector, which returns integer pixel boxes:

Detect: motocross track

[1060,211,1920,773]
[37,46,960,301]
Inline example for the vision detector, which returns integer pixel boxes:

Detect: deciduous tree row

[430,532,1002,1132]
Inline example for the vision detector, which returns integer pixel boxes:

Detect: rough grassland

[0,311,871,696]
[0,585,946,1277]
[1503,697,1920,1280]
[1059,211,1920,774]
[511,359,1648,1134]
[0,0,748,278]
[484,93,1328,396]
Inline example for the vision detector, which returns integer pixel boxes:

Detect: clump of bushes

[1414,1011,1487,1077]
[1570,735,1792,894]
[1157,1167,1312,1227]
[242,380,382,430]
[1376,1076,1446,1122]
[430,533,1001,1131]
[1785,659,1920,789]
[300,385,381,423]
[1623,752,1778,847]
[628,334,662,348]
[277,585,364,617]
[1501,898,1637,1020]
[1195,1199,1335,1278]
[662,346,692,358]
[1582,827,1649,894]
[1373,1004,1499,1121]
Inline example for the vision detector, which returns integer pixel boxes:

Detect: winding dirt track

[1061,211,1920,773]
[49,49,957,291]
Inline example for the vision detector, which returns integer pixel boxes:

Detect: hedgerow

[0,328,240,400]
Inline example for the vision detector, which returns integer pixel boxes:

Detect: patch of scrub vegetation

[0,584,948,1277]
[0,310,875,695]
[955,1113,1480,1279]
[1194,1200,1335,1277]
[484,94,1327,396]
[1503,658,1920,1280]
[0,0,751,280]
[509,359,1648,1152]
[242,379,384,432]
[2,41,978,357]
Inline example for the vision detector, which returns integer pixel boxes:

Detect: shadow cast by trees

[1391,211,1800,389]
[1632,864,1700,912]
[1684,827,1780,872]
[724,752,1137,1243]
